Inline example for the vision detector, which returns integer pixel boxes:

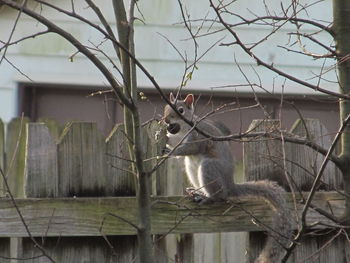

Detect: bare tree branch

[0,0,133,110]
[209,0,349,100]
[227,15,333,36]
[0,30,49,51]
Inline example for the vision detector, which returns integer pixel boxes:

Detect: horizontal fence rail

[0,192,344,237]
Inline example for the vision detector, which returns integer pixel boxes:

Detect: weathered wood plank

[0,192,343,237]
[288,232,348,263]
[105,124,135,196]
[25,123,58,198]
[243,119,287,188]
[6,117,30,198]
[22,237,137,263]
[289,118,342,190]
[0,238,10,263]
[142,120,166,196]
[57,122,106,197]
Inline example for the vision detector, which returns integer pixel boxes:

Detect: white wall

[0,0,334,122]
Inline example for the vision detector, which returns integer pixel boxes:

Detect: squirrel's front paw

[185,187,206,203]
[162,147,171,155]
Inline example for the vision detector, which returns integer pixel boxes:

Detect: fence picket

[25,123,58,197]
[288,118,342,190]
[57,122,106,197]
[105,123,135,196]
[6,117,29,198]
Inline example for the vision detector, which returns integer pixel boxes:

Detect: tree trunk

[333,0,350,223]
[112,1,154,262]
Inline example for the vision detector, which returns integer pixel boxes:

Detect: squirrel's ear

[184,94,194,107]
[169,92,175,103]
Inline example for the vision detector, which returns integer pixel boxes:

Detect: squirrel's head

[163,93,194,135]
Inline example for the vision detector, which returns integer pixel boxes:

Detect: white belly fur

[184,155,203,189]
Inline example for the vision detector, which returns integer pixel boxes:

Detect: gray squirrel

[163,93,293,263]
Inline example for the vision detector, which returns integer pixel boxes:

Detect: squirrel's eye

[178,107,184,114]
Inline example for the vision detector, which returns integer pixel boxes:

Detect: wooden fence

[0,118,346,262]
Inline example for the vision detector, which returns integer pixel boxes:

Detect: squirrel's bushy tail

[233,180,293,263]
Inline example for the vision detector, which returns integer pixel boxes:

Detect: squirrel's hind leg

[198,159,229,202]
